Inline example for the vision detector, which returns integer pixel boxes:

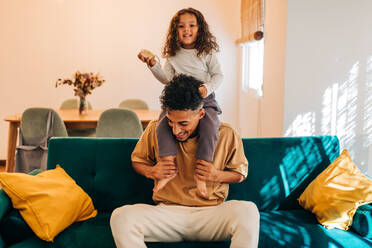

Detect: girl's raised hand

[138,50,156,67]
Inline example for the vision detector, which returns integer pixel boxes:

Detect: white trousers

[110,200,260,248]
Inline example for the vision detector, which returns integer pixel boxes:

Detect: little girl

[138,7,223,198]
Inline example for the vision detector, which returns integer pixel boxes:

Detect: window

[241,39,264,96]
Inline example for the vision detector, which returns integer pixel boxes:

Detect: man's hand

[194,159,220,182]
[198,85,207,98]
[149,160,177,180]
[194,159,245,184]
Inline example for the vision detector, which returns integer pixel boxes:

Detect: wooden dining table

[4,109,160,173]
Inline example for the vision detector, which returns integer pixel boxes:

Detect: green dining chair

[118,99,149,110]
[16,108,68,172]
[96,108,143,138]
[60,98,95,137]
[21,108,68,140]
[60,98,93,110]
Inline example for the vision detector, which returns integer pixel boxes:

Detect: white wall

[284,0,372,175]
[0,0,241,159]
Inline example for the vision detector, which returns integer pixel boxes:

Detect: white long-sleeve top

[149,48,223,97]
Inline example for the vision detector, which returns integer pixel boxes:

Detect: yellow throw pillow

[0,165,97,241]
[298,149,372,230]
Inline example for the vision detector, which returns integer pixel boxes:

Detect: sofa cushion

[7,236,49,248]
[147,241,230,248]
[298,149,372,230]
[0,166,97,241]
[0,170,41,223]
[53,209,372,248]
[228,136,340,211]
[260,210,372,248]
[53,211,230,248]
[53,212,115,248]
[0,210,34,245]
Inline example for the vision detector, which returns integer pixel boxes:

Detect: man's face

[166,108,205,142]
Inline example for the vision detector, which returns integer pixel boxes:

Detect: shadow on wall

[285,55,372,176]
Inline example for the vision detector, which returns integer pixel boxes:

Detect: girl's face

[177,13,198,49]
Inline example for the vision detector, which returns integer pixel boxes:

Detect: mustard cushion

[0,165,97,241]
[298,149,372,230]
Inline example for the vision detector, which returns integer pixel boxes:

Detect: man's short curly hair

[160,74,203,111]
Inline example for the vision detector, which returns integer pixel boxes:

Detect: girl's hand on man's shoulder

[198,85,207,98]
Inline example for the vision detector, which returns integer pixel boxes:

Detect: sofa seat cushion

[260,210,372,248]
[53,212,115,248]
[146,241,229,248]
[53,211,230,248]
[8,236,49,248]
[0,210,34,245]
[50,209,372,248]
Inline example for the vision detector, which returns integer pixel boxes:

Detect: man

[110,75,260,248]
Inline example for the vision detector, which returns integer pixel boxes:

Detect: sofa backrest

[47,136,339,213]
[47,138,154,212]
[227,136,339,211]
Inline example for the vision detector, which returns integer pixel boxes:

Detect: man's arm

[194,159,245,184]
[132,160,177,180]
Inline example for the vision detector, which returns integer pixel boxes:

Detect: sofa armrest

[0,169,43,247]
[0,189,11,248]
[351,203,372,239]
[0,236,5,248]
[0,190,11,223]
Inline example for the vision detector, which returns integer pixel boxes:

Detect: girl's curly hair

[162,8,219,58]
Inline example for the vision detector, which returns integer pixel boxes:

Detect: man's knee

[110,205,139,232]
[227,200,260,223]
[226,201,259,247]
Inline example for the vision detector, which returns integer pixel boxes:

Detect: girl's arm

[205,52,224,96]
[149,60,175,85]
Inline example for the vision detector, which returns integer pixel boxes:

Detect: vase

[79,97,88,115]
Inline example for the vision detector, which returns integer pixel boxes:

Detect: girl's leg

[195,107,220,198]
[155,110,177,192]
[156,110,178,157]
[195,107,220,162]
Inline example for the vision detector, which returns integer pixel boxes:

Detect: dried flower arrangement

[55,71,105,98]
[56,71,105,114]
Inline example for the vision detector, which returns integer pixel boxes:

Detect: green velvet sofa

[0,136,371,248]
